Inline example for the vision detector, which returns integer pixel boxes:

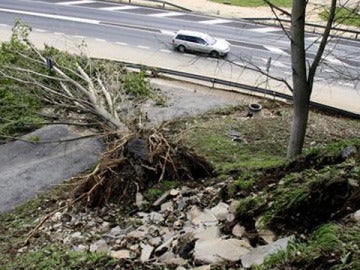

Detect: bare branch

[308,0,337,90]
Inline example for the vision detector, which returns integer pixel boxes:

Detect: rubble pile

[30,181,291,269]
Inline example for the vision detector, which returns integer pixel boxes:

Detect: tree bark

[287,0,310,158]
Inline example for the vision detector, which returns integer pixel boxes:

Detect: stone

[150,212,164,224]
[192,266,211,270]
[229,200,241,213]
[149,236,162,247]
[129,244,140,252]
[160,201,174,213]
[101,221,110,230]
[89,239,109,253]
[136,192,145,208]
[170,188,180,196]
[155,234,175,255]
[176,267,187,270]
[51,212,63,223]
[173,220,184,229]
[195,226,220,241]
[110,249,132,259]
[158,251,176,262]
[227,130,241,140]
[341,145,357,159]
[258,229,276,244]
[232,224,246,238]
[226,213,235,222]
[241,236,293,268]
[140,243,154,262]
[193,238,249,264]
[70,231,83,240]
[109,225,133,237]
[73,244,87,252]
[354,209,360,221]
[210,202,229,221]
[188,206,218,226]
[162,257,187,266]
[127,229,147,239]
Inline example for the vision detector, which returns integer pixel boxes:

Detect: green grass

[182,109,287,173]
[257,222,360,270]
[209,0,292,8]
[4,247,114,270]
[320,7,360,27]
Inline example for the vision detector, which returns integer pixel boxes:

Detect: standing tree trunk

[287,0,310,158]
[287,0,337,158]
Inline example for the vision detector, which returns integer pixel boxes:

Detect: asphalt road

[0,125,104,213]
[0,0,359,86]
[0,0,359,114]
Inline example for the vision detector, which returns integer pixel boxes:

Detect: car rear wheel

[177,45,186,53]
[210,51,220,58]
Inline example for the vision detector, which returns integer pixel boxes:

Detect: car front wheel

[210,51,220,58]
[177,45,186,53]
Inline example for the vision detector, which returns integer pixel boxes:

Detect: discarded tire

[248,103,262,112]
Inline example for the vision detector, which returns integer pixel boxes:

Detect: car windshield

[204,34,216,45]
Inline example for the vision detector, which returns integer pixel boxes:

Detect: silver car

[171,30,230,58]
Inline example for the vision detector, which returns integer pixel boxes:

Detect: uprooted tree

[0,21,214,208]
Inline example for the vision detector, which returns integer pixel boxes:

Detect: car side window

[195,37,206,45]
[176,34,186,41]
[186,36,197,43]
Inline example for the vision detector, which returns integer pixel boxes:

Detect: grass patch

[209,0,291,8]
[257,222,360,270]
[4,247,115,270]
[182,108,288,173]
[320,7,360,27]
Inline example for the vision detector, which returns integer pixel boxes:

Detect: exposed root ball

[73,130,214,207]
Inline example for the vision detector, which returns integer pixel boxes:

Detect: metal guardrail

[122,62,360,119]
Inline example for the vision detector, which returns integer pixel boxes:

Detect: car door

[194,37,210,53]
[185,36,205,53]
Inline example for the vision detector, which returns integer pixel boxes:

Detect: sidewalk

[122,0,332,22]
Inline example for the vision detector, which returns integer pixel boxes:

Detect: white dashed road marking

[116,41,128,46]
[251,27,280,33]
[57,0,96,5]
[159,49,172,53]
[198,19,232,25]
[0,8,100,25]
[263,45,289,55]
[95,38,106,42]
[137,45,150,49]
[100,6,140,11]
[160,30,176,36]
[325,55,349,66]
[150,12,183,17]
[34,28,46,32]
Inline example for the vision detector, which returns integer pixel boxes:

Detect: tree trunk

[287,0,310,158]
